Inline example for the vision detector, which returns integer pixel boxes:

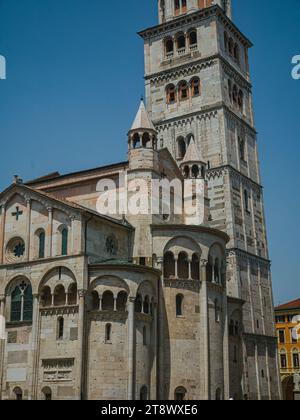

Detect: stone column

[25,199,31,261]
[77,289,87,400]
[0,205,6,264]
[47,207,53,258]
[127,297,136,400]
[150,302,158,400]
[156,257,165,400]
[0,296,6,400]
[174,257,178,279]
[30,294,40,400]
[188,258,192,280]
[200,260,210,400]
[222,287,230,400]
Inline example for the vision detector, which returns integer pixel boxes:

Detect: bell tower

[158,0,232,23]
[140,0,281,401]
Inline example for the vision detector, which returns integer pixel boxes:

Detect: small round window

[6,238,25,262]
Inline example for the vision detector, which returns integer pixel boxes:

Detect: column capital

[78,289,87,299]
[200,259,208,267]
[0,295,6,303]
[129,296,136,304]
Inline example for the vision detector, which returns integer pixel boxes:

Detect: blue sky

[0,0,299,304]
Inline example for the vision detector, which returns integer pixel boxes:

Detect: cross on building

[12,206,23,221]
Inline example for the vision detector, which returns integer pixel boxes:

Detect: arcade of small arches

[128,131,157,150]
[164,250,226,285]
[166,77,200,105]
[164,28,198,59]
[181,163,206,179]
[228,79,244,113]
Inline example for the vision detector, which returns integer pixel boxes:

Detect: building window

[38,230,45,259]
[176,294,184,317]
[191,77,200,97]
[293,352,299,368]
[61,228,68,256]
[178,252,189,279]
[54,285,66,307]
[189,30,197,47]
[140,386,148,401]
[135,294,143,313]
[164,251,176,278]
[105,324,112,343]
[291,328,298,344]
[244,189,250,212]
[166,84,176,104]
[280,353,287,369]
[165,38,174,57]
[278,330,285,344]
[177,137,186,159]
[42,387,52,401]
[57,317,64,341]
[276,316,285,323]
[11,280,33,323]
[176,33,186,50]
[116,291,127,312]
[102,291,114,311]
[13,387,23,401]
[174,387,186,401]
[178,81,189,101]
[143,326,147,346]
[239,137,245,161]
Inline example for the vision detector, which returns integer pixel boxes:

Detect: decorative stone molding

[78,289,87,299]
[40,306,79,317]
[135,313,153,324]
[88,311,128,323]
[164,278,201,292]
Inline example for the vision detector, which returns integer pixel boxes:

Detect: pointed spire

[182,138,204,164]
[130,100,156,132]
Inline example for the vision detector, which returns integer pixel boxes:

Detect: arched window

[244,189,249,212]
[133,133,141,149]
[177,137,186,159]
[238,90,244,112]
[183,166,190,179]
[54,285,66,307]
[11,280,33,322]
[165,38,174,56]
[61,228,68,256]
[232,85,238,104]
[40,286,52,307]
[176,33,186,50]
[216,388,222,401]
[234,43,240,63]
[140,386,148,401]
[143,326,147,346]
[192,164,199,179]
[166,84,176,104]
[142,132,151,148]
[239,137,245,160]
[164,252,175,278]
[189,30,197,47]
[176,294,184,317]
[105,323,112,343]
[293,350,300,368]
[178,81,189,101]
[143,296,150,314]
[38,230,45,259]
[102,291,114,311]
[13,387,23,401]
[206,258,213,282]
[178,252,189,279]
[224,32,228,52]
[191,78,200,97]
[67,283,77,305]
[91,291,100,310]
[229,319,235,336]
[57,317,64,340]
[214,259,220,283]
[42,387,52,401]
[116,291,127,312]
[135,294,143,313]
[228,38,234,55]
[174,0,180,15]
[191,254,200,280]
[228,79,232,102]
[174,386,186,401]
[215,299,220,323]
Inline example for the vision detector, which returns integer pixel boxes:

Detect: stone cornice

[138,5,252,49]
[164,278,201,292]
[154,103,257,136]
[206,165,263,191]
[227,247,271,267]
[146,54,252,91]
[151,223,230,243]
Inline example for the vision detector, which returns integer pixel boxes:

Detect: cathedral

[0,0,282,400]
